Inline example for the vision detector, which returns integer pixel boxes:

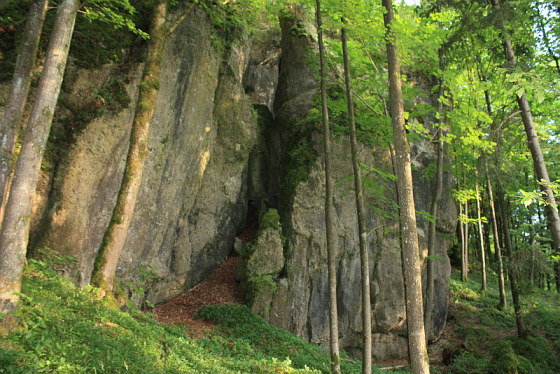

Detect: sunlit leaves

[82,0,149,39]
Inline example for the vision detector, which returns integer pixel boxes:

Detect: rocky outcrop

[34,6,257,303]
[19,4,456,363]
[239,14,456,361]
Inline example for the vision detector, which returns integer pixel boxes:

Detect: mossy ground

[438,269,560,374]
[0,257,408,373]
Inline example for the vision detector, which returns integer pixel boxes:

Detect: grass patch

[446,271,560,374]
[0,257,408,373]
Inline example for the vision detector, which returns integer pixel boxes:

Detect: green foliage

[197,304,388,374]
[260,208,280,231]
[447,271,560,374]
[0,0,33,81]
[122,263,161,310]
[0,260,411,373]
[0,260,356,373]
[81,0,149,39]
[280,136,318,211]
[448,351,491,374]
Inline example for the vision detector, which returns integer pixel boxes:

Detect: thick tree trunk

[91,0,168,297]
[475,173,487,292]
[491,0,560,287]
[341,22,372,374]
[0,0,48,217]
[382,1,429,372]
[0,0,80,317]
[485,164,507,309]
[315,2,341,372]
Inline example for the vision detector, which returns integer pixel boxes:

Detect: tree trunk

[496,181,527,339]
[382,1,429,372]
[485,163,507,309]
[475,172,487,292]
[459,199,467,282]
[490,0,560,288]
[341,22,372,374]
[424,90,445,342]
[462,200,470,282]
[315,2,341,372]
[0,0,48,218]
[91,0,168,298]
[0,0,80,317]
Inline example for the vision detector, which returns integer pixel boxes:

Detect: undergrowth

[446,271,560,374]
[0,255,407,373]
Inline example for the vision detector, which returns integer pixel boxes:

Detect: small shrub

[448,351,490,374]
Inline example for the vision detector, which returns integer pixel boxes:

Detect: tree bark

[490,0,560,288]
[0,0,80,317]
[485,164,507,309]
[496,181,527,338]
[424,93,445,342]
[464,200,470,282]
[458,199,467,282]
[91,0,168,297]
[382,1,429,372]
[315,1,341,372]
[475,172,487,292]
[0,0,48,218]
[341,21,372,374]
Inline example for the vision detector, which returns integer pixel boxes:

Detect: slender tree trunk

[485,163,507,309]
[463,200,470,282]
[475,172,487,292]
[341,22,372,374]
[0,0,48,218]
[382,1,429,372]
[491,0,560,288]
[315,2,341,372]
[0,0,80,318]
[424,90,445,342]
[496,181,527,339]
[91,0,168,297]
[459,202,467,282]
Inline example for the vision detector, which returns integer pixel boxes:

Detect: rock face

[21,4,456,362]
[239,15,456,361]
[35,7,257,302]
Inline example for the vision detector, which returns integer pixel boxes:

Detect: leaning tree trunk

[91,0,168,298]
[315,1,341,372]
[382,1,429,372]
[341,21,372,374]
[0,0,80,319]
[490,0,560,289]
[0,0,48,217]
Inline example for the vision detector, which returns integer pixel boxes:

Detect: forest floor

[3,247,559,373]
[152,253,560,373]
[151,256,244,338]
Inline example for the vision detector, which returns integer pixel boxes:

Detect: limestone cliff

[10,4,456,362]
